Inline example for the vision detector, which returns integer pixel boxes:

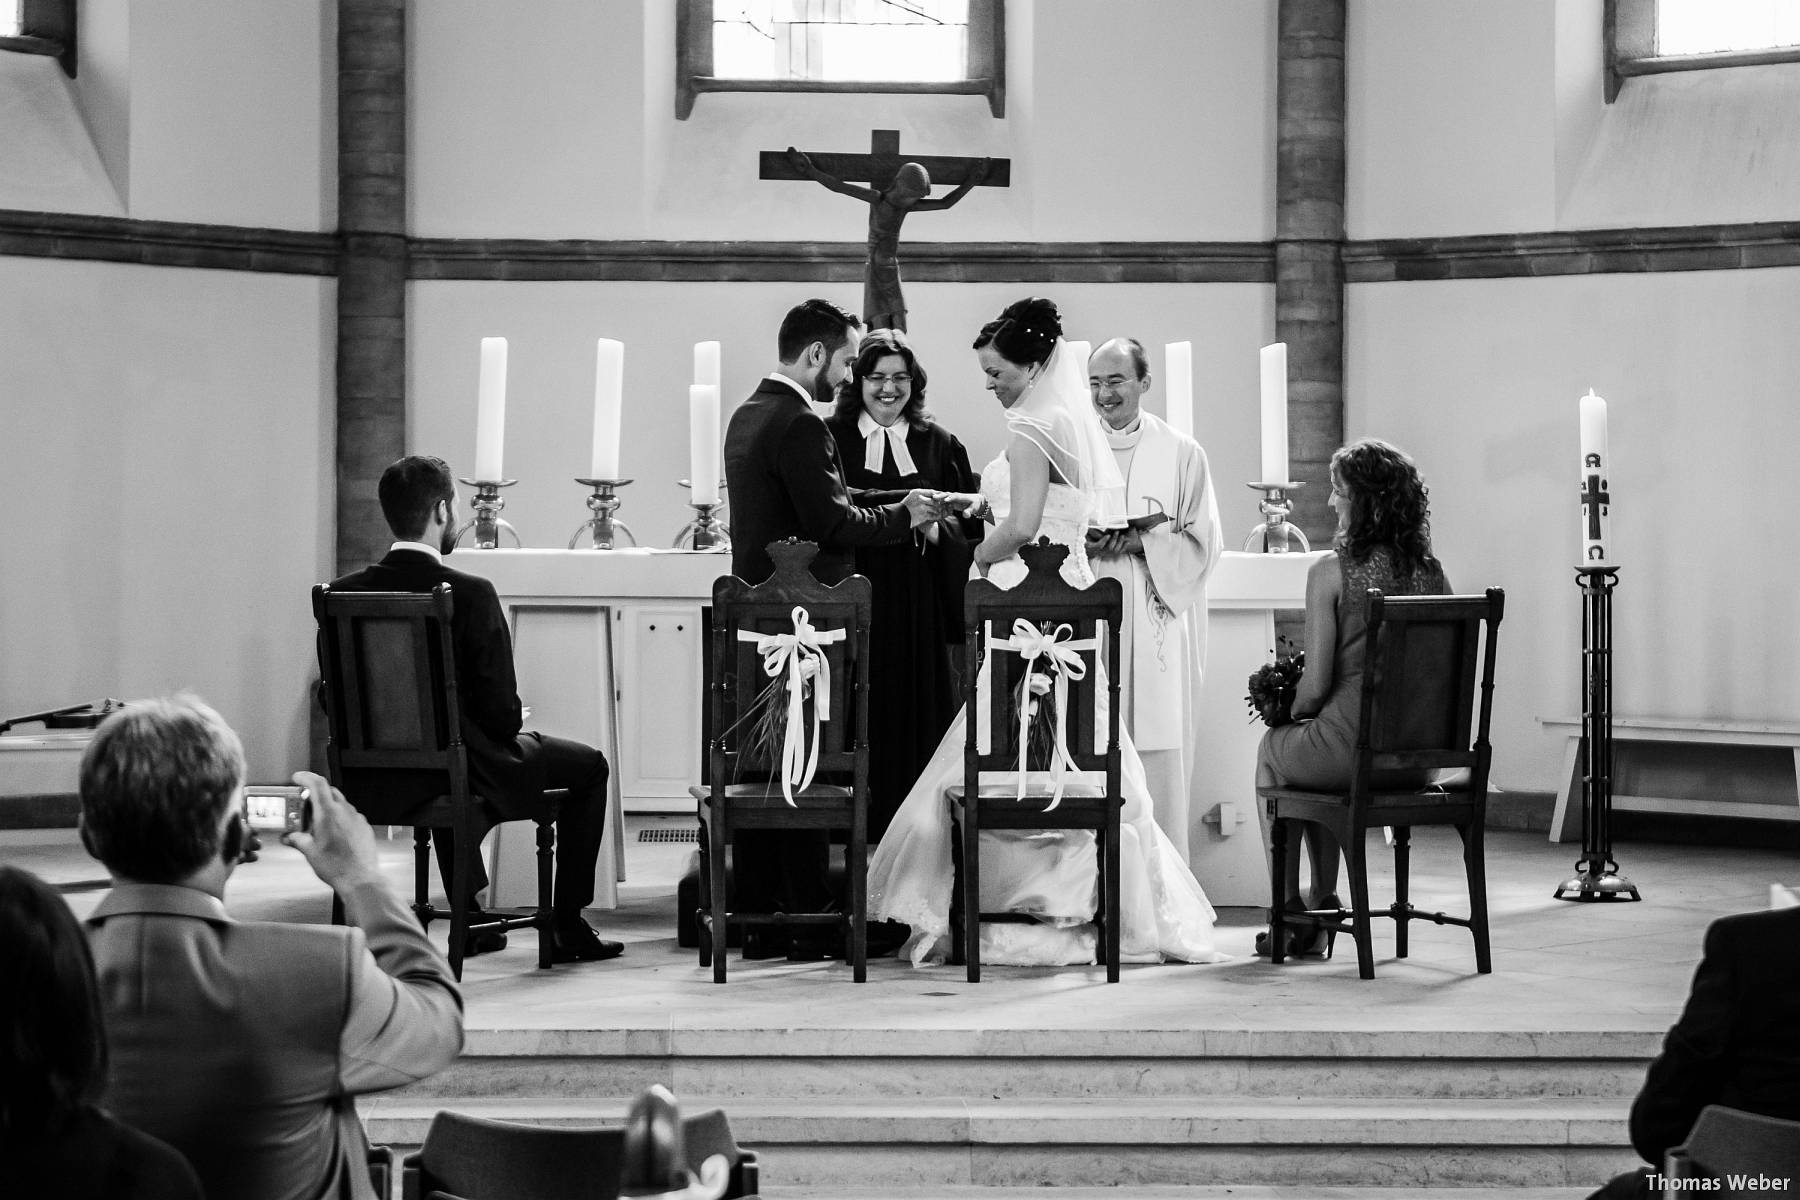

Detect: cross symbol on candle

[1581,472,1610,540]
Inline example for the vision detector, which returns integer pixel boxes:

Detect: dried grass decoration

[1246,638,1306,728]
[990,618,1099,810]
[732,605,845,804]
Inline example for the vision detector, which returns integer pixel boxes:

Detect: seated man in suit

[1588,904,1800,1198]
[82,695,463,1200]
[329,454,621,962]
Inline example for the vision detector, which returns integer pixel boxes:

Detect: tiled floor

[12,822,1794,1039]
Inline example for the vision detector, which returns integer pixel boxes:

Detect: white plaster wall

[1348,267,1800,793]
[409,0,1273,241]
[0,259,334,781]
[409,279,1273,556]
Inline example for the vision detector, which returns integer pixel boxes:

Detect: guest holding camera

[0,865,201,1199]
[81,695,463,1200]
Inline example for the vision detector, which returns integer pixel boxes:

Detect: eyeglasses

[865,373,913,387]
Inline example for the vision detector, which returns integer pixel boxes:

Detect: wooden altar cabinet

[463,546,1321,911]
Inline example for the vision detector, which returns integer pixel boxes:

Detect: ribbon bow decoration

[987,618,1100,810]
[737,606,846,805]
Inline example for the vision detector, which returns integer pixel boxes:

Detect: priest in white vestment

[1085,339,1223,865]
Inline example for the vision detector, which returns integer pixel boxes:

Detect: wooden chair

[400,1111,623,1200]
[949,540,1125,983]
[1663,1105,1800,1199]
[681,1107,759,1199]
[689,540,874,982]
[1261,588,1505,980]
[313,584,556,981]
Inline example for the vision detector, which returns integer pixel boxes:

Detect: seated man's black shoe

[551,917,624,963]
[462,925,508,956]
[787,927,844,962]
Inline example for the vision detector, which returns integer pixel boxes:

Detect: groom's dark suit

[722,375,912,922]
[328,547,608,915]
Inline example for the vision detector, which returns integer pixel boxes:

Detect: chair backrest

[682,1107,756,1199]
[1351,588,1504,793]
[962,541,1123,786]
[313,585,468,798]
[706,540,873,789]
[1667,1104,1800,1196]
[414,1110,623,1200]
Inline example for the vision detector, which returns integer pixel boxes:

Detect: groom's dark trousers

[722,376,911,920]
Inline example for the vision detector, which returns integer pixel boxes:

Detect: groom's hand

[902,489,943,528]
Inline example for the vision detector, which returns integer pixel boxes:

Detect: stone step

[362,1096,1636,1190]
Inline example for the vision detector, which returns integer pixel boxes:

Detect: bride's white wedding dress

[867,451,1229,967]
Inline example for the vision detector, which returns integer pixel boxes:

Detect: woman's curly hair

[834,328,931,428]
[1331,437,1440,578]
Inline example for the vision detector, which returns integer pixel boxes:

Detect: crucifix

[1580,453,1610,560]
[761,130,1011,332]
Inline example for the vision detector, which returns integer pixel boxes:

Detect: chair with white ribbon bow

[947,539,1125,983]
[690,539,873,983]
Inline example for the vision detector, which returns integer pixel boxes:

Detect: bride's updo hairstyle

[1332,437,1440,578]
[972,296,1062,368]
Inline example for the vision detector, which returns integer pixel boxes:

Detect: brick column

[336,0,407,574]
[1276,0,1346,544]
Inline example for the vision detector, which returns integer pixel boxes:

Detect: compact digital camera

[242,785,312,834]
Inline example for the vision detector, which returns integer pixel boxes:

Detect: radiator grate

[637,827,699,843]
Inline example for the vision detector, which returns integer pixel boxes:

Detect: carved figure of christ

[761,130,1010,331]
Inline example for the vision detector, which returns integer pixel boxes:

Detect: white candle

[1579,389,1611,564]
[689,384,721,505]
[1164,341,1194,439]
[1259,342,1289,484]
[590,338,625,480]
[474,336,508,481]
[694,341,721,391]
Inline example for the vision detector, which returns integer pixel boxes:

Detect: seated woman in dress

[867,296,1227,968]
[0,865,201,1199]
[1254,437,1450,957]
[824,329,982,841]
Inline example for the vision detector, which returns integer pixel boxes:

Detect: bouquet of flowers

[1246,641,1305,728]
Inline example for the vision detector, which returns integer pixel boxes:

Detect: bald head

[1088,338,1151,430]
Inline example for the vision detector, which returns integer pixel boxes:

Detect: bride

[867,297,1228,968]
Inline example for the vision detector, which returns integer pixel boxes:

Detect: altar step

[368,1027,1650,1191]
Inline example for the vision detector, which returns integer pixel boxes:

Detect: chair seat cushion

[947,781,1107,803]
[691,782,854,808]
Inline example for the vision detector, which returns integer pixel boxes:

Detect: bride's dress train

[867,454,1229,967]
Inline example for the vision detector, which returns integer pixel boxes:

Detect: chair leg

[447,822,471,983]
[535,818,555,971]
[1268,813,1291,965]
[849,814,868,984]
[709,802,729,984]
[412,827,434,927]
[696,823,713,969]
[1345,827,1376,980]
[1461,820,1493,974]
[1103,809,1121,983]
[962,802,982,984]
[1393,825,1412,959]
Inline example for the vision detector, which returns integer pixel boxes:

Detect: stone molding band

[2,208,1797,283]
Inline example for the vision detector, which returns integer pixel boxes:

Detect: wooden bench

[1543,717,1800,843]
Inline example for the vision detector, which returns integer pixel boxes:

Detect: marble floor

[10,820,1794,1039]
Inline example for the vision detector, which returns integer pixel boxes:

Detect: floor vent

[637,827,699,843]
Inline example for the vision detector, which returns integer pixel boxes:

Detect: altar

[461,547,1320,909]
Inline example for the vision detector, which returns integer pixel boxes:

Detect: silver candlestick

[568,478,637,550]
[453,478,522,549]
[673,480,731,552]
[1243,481,1311,554]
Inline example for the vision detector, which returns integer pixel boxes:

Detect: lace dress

[866,452,1228,967]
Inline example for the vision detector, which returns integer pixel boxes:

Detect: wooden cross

[758,129,1011,191]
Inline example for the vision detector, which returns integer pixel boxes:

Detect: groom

[721,298,940,957]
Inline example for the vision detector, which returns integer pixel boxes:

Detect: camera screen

[242,785,306,832]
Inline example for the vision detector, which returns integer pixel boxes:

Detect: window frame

[0,0,76,77]
[676,0,1003,119]
[1606,0,1800,102]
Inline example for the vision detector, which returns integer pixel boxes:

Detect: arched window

[0,0,76,77]
[1608,0,1800,100]
[677,0,1002,119]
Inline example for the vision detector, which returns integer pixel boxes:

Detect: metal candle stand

[1555,564,1640,902]
[452,478,521,549]
[674,481,731,553]
[568,478,637,549]
[1243,481,1311,553]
